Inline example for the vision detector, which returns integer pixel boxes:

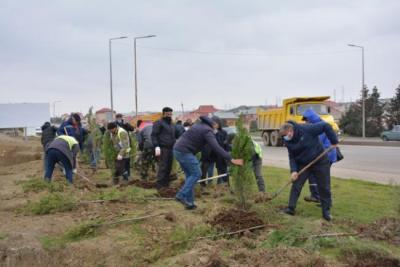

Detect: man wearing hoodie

[173,116,243,209]
[279,119,338,221]
[151,107,177,188]
[302,109,338,203]
[41,122,58,172]
[57,113,87,150]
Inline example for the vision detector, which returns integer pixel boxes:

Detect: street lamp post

[348,44,365,138]
[109,36,128,120]
[134,35,156,118]
[52,100,61,118]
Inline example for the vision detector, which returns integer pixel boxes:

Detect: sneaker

[323,211,333,222]
[185,203,197,210]
[280,207,295,216]
[304,196,320,203]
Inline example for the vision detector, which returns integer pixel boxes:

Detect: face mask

[213,129,218,134]
[283,135,292,141]
[117,119,122,123]
[184,127,189,131]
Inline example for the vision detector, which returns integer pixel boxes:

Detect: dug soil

[359,217,400,246]
[209,209,264,232]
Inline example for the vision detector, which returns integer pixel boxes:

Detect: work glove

[155,147,161,157]
[117,154,123,160]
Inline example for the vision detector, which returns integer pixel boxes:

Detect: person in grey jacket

[173,116,243,209]
[137,122,155,180]
[44,135,80,184]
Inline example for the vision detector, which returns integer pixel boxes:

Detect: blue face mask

[283,135,292,141]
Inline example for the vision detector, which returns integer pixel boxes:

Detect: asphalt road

[260,143,400,185]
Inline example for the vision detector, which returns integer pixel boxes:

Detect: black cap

[162,107,173,113]
[116,113,123,118]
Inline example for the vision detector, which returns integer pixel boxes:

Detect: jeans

[200,161,215,186]
[45,148,73,184]
[174,150,201,204]
[89,149,100,168]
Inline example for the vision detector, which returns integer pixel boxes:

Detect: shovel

[269,146,335,201]
[197,173,228,184]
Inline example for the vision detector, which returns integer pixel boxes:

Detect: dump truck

[257,96,339,146]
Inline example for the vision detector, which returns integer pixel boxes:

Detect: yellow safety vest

[253,140,262,159]
[117,127,131,153]
[56,135,78,150]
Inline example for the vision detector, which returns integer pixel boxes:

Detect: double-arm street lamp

[134,35,156,117]
[109,36,128,119]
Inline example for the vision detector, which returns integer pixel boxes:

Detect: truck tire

[270,130,282,147]
[262,131,271,146]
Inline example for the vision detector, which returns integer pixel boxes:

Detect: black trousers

[114,158,129,180]
[288,157,332,213]
[156,147,173,187]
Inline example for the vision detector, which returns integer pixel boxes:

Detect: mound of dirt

[359,217,400,245]
[130,179,156,189]
[341,247,400,267]
[157,187,178,198]
[209,209,264,232]
[175,241,327,267]
[254,192,272,203]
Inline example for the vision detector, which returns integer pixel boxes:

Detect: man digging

[173,116,243,210]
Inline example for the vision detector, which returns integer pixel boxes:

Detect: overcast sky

[1,0,399,115]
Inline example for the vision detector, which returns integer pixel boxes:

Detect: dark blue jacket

[284,120,338,172]
[174,116,232,161]
[302,109,337,163]
[57,118,87,150]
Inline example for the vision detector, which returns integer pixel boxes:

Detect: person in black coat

[151,107,177,188]
[279,121,338,221]
[41,122,58,149]
[211,116,229,184]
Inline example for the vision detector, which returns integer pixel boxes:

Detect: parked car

[381,125,400,141]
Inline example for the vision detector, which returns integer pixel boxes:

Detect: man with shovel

[44,135,80,184]
[279,120,338,221]
[173,116,243,210]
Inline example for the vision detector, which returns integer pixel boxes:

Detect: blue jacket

[57,118,87,150]
[284,120,338,172]
[174,116,232,161]
[302,109,337,163]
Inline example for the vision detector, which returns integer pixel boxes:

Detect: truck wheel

[262,132,270,146]
[270,131,282,147]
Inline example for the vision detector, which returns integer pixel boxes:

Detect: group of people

[40,106,340,221]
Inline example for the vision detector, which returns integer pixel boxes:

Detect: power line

[136,45,353,57]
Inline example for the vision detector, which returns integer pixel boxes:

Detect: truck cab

[257,96,339,146]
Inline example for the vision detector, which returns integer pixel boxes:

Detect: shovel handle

[271,146,335,200]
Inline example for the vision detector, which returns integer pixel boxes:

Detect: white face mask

[184,127,189,131]
[117,119,122,123]
[213,129,218,134]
